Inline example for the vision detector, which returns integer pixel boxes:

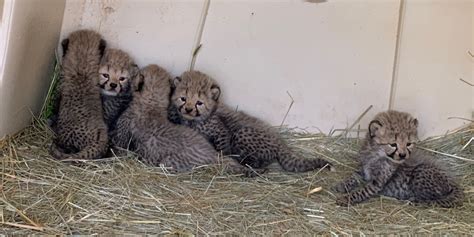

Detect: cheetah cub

[50,30,108,160]
[168,71,333,172]
[99,48,138,129]
[333,110,464,208]
[112,65,260,176]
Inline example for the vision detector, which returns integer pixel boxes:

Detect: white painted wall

[59,0,205,76]
[195,0,400,134]
[392,0,473,138]
[470,2,474,121]
[0,0,65,138]
[57,0,474,138]
[1,0,472,138]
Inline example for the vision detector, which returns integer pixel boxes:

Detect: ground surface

[0,124,472,235]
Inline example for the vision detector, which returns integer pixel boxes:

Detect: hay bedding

[0,119,472,235]
[1,59,473,235]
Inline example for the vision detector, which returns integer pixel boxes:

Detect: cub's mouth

[385,152,406,164]
[387,156,405,164]
[100,82,122,96]
[101,89,119,96]
[181,112,199,120]
[178,107,202,121]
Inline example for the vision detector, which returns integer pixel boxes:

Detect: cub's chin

[101,89,119,96]
[181,113,198,121]
[387,156,405,164]
[180,112,210,123]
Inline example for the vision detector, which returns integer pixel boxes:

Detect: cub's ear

[99,39,107,57]
[129,64,142,91]
[210,85,221,101]
[172,76,182,88]
[411,118,418,127]
[368,120,383,138]
[61,38,69,57]
[130,64,139,78]
[134,74,145,92]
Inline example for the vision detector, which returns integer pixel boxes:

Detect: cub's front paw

[336,195,351,206]
[244,168,267,178]
[331,183,348,193]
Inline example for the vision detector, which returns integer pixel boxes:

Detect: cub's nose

[110,83,118,89]
[185,108,193,113]
[399,153,406,159]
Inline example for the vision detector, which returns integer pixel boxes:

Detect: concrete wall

[0,0,66,138]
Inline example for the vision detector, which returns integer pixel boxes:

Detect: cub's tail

[50,129,109,160]
[422,184,464,208]
[276,145,334,172]
[221,157,267,178]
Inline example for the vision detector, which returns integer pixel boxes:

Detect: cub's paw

[335,195,351,206]
[326,163,336,172]
[331,183,348,193]
[244,168,267,178]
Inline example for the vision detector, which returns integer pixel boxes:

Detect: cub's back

[138,120,219,166]
[116,64,219,170]
[51,30,108,160]
[216,106,272,132]
[57,30,105,129]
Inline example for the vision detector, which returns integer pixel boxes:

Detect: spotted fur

[333,110,464,208]
[99,48,138,129]
[50,30,108,160]
[112,65,260,176]
[168,70,333,172]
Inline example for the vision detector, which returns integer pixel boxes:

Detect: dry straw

[0,118,472,235]
[0,56,472,235]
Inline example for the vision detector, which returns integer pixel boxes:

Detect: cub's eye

[179,97,186,102]
[196,101,204,106]
[390,143,397,148]
[119,77,126,81]
[102,73,109,79]
[407,143,412,146]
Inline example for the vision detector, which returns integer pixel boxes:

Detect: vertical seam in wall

[388,0,405,110]
[0,0,15,136]
[189,0,211,71]
[0,0,14,85]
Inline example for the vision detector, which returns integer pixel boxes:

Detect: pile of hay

[0,119,472,235]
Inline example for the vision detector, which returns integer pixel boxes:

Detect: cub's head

[60,30,106,65]
[368,110,419,162]
[171,70,220,121]
[99,48,138,96]
[61,30,106,59]
[133,64,172,107]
